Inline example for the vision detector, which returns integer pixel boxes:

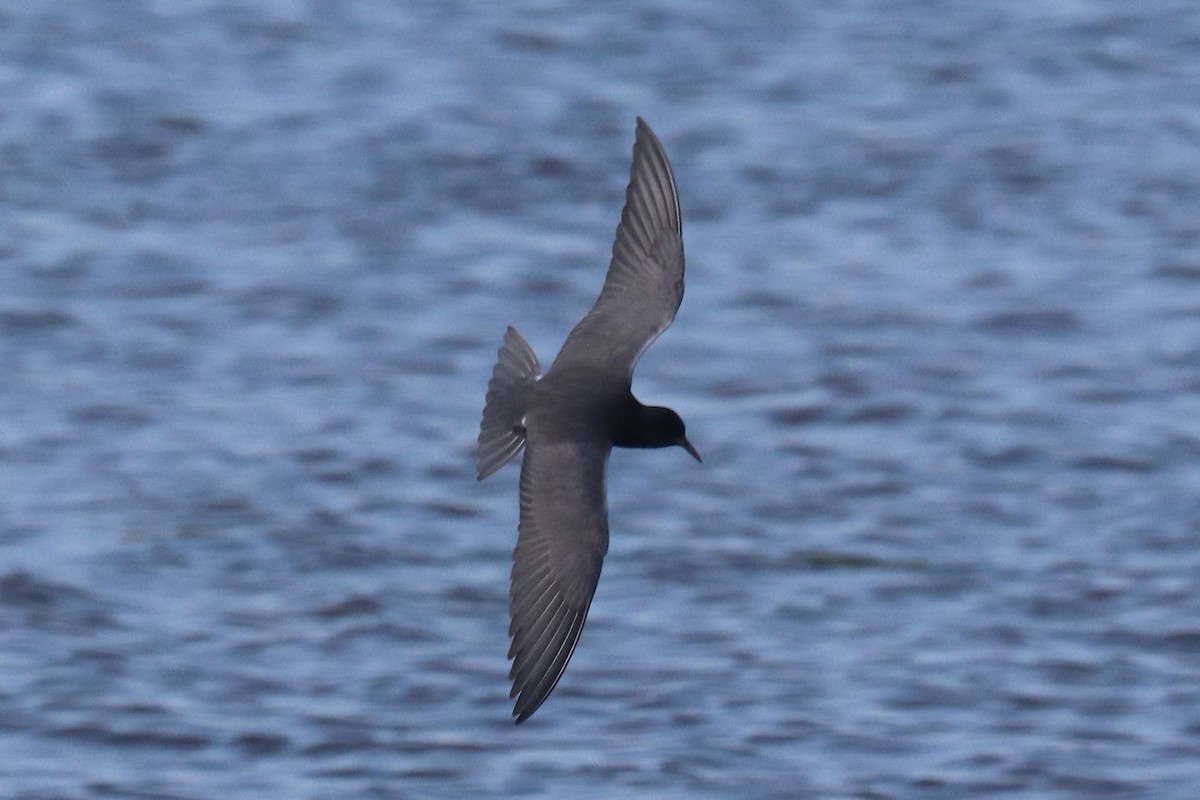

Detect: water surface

[3,2,1200,798]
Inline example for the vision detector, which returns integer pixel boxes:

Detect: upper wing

[508,439,611,723]
[551,118,685,381]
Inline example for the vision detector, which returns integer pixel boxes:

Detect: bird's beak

[680,438,702,464]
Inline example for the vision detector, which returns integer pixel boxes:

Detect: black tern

[477,118,700,724]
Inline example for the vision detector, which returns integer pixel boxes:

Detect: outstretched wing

[508,439,611,723]
[551,118,685,381]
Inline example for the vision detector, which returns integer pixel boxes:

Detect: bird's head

[642,406,702,463]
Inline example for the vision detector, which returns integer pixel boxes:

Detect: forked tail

[477,327,541,479]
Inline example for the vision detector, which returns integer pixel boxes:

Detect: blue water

[3,1,1200,797]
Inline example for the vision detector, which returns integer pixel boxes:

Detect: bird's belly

[526,392,621,444]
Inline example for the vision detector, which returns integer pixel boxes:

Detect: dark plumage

[477,118,699,723]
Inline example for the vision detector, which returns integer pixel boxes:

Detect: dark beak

[680,438,702,464]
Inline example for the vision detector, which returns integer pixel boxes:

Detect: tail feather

[477,327,541,479]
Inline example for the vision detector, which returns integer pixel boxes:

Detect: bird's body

[477,118,698,723]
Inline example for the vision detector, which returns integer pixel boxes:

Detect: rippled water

[3,2,1200,797]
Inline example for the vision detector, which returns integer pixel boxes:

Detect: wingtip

[511,691,540,724]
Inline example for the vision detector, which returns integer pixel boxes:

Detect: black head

[631,406,702,463]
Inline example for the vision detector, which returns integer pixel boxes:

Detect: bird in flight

[477,118,700,724]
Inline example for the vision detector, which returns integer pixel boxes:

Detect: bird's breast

[527,372,629,444]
